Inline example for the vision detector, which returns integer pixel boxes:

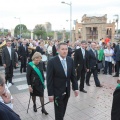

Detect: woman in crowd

[26,52,48,115]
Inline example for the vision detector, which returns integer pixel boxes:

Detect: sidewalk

[12,74,117,120]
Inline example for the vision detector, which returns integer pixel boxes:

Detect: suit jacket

[18,45,29,58]
[47,56,78,97]
[2,47,18,67]
[52,45,57,56]
[0,102,21,120]
[114,45,120,61]
[35,46,45,55]
[67,47,72,57]
[88,49,98,69]
[74,48,89,70]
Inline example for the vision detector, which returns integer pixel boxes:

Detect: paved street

[0,66,118,120]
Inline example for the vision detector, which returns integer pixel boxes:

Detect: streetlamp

[14,17,21,38]
[114,15,119,37]
[61,1,72,41]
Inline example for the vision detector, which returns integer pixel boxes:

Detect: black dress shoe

[113,75,119,77]
[86,83,90,86]
[11,82,14,85]
[80,89,87,93]
[41,109,48,115]
[103,73,107,75]
[33,104,37,112]
[96,85,102,87]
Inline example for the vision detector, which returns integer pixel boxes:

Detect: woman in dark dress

[26,52,48,115]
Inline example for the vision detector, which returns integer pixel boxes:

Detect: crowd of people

[0,36,120,120]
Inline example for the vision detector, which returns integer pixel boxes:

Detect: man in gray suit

[2,39,18,87]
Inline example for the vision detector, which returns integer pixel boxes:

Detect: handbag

[97,62,103,69]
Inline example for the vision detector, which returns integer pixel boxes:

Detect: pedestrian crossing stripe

[16,84,28,90]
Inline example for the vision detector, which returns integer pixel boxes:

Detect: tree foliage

[14,24,27,37]
[33,24,46,39]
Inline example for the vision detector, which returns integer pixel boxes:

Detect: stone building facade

[75,14,116,42]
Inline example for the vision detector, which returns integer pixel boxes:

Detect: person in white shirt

[47,41,53,60]
[104,43,114,75]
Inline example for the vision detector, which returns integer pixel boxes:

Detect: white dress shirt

[7,47,12,60]
[47,46,52,54]
[104,48,114,62]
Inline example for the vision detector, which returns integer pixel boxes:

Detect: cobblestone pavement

[0,66,118,120]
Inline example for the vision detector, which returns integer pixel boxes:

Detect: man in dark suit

[0,74,21,120]
[35,42,45,54]
[2,39,18,87]
[66,41,73,57]
[35,42,46,71]
[86,42,102,87]
[74,40,89,93]
[52,40,59,56]
[47,42,78,120]
[113,43,120,77]
[18,40,29,73]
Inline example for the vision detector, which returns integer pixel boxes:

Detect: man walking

[74,40,89,93]
[47,42,78,120]
[86,42,102,87]
[2,39,18,87]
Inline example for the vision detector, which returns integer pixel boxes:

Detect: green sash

[29,62,45,89]
[117,84,120,89]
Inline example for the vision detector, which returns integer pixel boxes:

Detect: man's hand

[48,96,54,102]
[86,69,89,72]
[1,92,11,104]
[74,90,79,97]
[16,63,18,67]
[3,64,6,68]
[29,86,33,93]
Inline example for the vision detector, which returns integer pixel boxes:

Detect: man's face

[91,43,96,50]
[81,43,86,49]
[23,41,26,45]
[6,41,11,47]
[58,45,68,58]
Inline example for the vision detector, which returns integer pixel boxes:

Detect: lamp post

[114,15,119,37]
[14,17,21,38]
[61,1,72,41]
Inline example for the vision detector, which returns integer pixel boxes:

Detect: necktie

[82,49,85,59]
[61,60,67,76]
[24,46,26,51]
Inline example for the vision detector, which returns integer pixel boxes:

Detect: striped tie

[62,60,67,76]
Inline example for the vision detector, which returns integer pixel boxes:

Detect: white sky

[0,0,120,30]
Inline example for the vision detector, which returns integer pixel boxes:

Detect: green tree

[47,31,54,39]
[33,24,46,39]
[14,24,27,37]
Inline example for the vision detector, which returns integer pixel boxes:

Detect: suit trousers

[5,61,13,83]
[116,61,120,76]
[20,57,27,72]
[54,93,69,120]
[86,67,100,86]
[77,68,86,90]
